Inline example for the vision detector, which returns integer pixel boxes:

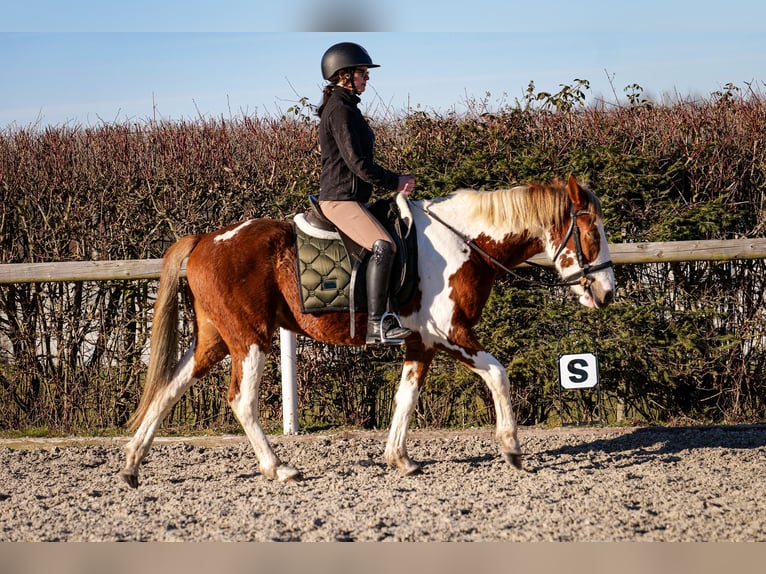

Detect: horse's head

[549,175,616,309]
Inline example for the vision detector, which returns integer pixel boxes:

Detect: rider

[316,41,415,345]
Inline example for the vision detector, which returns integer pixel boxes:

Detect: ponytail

[317,68,355,117]
[316,83,335,118]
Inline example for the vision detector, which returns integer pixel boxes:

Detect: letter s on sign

[567,359,589,384]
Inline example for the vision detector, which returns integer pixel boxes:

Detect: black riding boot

[365,240,412,345]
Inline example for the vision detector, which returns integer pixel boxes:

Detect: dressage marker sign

[558,352,599,389]
[557,351,602,425]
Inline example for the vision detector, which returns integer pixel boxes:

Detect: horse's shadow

[527,424,766,471]
[437,424,766,473]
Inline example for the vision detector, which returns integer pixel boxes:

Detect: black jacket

[318,87,399,202]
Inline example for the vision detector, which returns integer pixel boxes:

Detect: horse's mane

[453,179,603,231]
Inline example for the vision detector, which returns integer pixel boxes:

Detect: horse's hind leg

[120,345,198,487]
[228,344,301,482]
[121,319,227,488]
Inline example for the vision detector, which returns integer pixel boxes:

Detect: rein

[416,201,613,289]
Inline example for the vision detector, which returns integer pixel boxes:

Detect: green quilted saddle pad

[295,226,353,312]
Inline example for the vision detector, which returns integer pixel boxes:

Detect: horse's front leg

[384,347,435,476]
[228,344,301,482]
[466,350,523,469]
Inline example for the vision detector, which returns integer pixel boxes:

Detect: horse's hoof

[276,466,303,482]
[119,470,140,489]
[399,460,423,477]
[503,452,523,470]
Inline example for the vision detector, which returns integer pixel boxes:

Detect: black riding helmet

[321,42,380,81]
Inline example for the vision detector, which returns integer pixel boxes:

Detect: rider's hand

[397,175,415,196]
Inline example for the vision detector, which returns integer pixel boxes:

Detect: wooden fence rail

[2,238,766,284]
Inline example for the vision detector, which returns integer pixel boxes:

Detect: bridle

[551,203,614,289]
[417,201,613,290]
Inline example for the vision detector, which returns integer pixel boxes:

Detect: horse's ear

[566,174,583,205]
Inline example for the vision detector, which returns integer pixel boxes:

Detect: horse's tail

[127,235,200,431]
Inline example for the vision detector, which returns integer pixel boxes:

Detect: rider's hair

[317,70,349,118]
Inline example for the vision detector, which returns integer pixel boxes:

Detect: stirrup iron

[378,311,411,345]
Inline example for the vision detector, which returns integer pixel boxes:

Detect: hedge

[1,81,765,433]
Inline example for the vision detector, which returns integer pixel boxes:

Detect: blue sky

[2,2,765,128]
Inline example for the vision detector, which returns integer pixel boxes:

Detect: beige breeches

[319,200,395,252]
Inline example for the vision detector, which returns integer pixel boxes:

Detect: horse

[119,174,615,487]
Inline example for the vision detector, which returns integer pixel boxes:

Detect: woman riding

[316,41,415,345]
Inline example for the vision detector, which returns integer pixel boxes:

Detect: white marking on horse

[214,220,255,242]
[120,345,198,486]
[405,198,473,347]
[228,344,301,482]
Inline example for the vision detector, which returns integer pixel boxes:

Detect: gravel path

[1,425,765,542]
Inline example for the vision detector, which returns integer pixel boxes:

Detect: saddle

[293,194,418,336]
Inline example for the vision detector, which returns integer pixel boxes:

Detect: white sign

[558,352,599,389]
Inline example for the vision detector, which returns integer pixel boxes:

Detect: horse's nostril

[602,289,615,306]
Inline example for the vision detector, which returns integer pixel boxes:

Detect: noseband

[553,203,614,288]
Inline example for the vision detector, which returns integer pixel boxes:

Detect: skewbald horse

[120,175,615,487]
